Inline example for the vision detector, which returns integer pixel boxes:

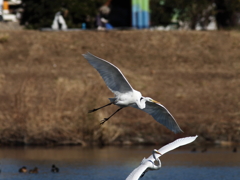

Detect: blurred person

[0,0,3,21]
[51,8,68,30]
[96,5,110,30]
[3,0,9,14]
[96,1,113,30]
[96,12,104,30]
[16,8,23,21]
[85,14,94,29]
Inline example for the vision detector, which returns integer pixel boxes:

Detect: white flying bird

[83,53,182,134]
[126,135,198,180]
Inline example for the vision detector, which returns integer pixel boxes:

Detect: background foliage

[21,0,106,29]
[21,0,240,29]
[151,0,240,29]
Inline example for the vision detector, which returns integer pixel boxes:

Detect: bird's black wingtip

[83,52,97,59]
[174,128,184,134]
[82,51,91,56]
[82,52,89,56]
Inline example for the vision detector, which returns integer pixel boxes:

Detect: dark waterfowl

[19,166,27,173]
[51,164,59,173]
[201,148,207,153]
[191,147,197,152]
[29,167,38,174]
[233,147,237,153]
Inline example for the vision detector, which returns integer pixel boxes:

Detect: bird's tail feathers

[108,98,116,103]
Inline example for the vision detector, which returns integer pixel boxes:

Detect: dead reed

[0,30,239,146]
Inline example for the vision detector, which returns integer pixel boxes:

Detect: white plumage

[83,52,182,134]
[126,135,198,180]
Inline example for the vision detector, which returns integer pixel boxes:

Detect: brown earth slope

[0,30,239,146]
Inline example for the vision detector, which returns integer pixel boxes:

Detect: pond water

[0,145,239,180]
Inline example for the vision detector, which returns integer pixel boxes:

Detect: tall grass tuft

[0,33,9,43]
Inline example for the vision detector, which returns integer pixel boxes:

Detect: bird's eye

[140,97,143,100]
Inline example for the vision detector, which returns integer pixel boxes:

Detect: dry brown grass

[0,33,9,43]
[0,30,239,146]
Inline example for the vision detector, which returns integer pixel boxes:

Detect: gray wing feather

[83,52,133,94]
[144,101,182,133]
[131,101,183,134]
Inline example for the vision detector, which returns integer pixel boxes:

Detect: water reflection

[0,146,239,180]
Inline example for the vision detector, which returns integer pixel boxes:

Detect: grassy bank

[0,30,239,146]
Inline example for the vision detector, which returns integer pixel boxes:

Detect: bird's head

[152,149,162,168]
[153,149,162,155]
[143,97,161,104]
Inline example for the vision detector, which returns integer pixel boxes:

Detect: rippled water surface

[0,145,239,180]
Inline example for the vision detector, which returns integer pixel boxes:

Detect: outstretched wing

[83,52,133,95]
[144,101,183,133]
[126,160,151,180]
[147,135,198,162]
[126,136,197,180]
[131,101,183,134]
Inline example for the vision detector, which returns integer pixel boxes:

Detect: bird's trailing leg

[88,102,113,113]
[100,107,123,125]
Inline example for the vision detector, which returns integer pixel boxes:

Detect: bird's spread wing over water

[126,136,198,180]
[126,160,151,180]
[131,101,183,133]
[83,52,133,94]
[147,135,198,162]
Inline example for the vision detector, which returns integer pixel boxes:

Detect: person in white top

[0,0,3,21]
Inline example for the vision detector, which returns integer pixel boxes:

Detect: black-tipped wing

[83,52,133,94]
[131,101,183,134]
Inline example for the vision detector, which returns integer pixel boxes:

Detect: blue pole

[142,1,146,28]
[132,0,137,28]
[137,0,143,29]
[142,0,149,28]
